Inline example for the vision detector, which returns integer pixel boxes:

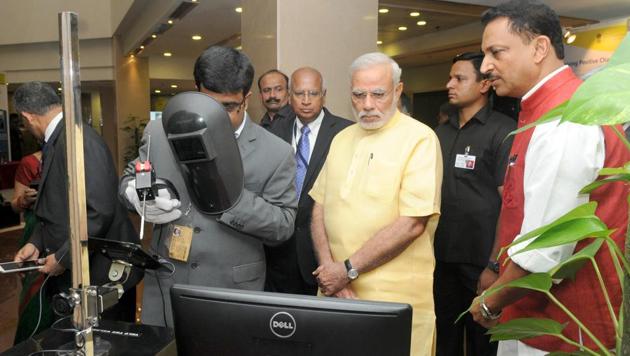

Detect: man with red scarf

[470,0,629,354]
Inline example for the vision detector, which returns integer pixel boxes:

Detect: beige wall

[401,62,452,95]
[241,0,278,122]
[243,0,377,121]
[0,39,114,83]
[0,0,114,45]
[113,35,150,172]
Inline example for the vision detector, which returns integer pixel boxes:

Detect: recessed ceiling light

[417,20,427,26]
[192,35,202,41]
[236,45,242,50]
[170,84,178,89]
[398,26,407,31]
[376,40,383,45]
[151,34,157,38]
[140,45,145,49]
[378,8,389,14]
[191,0,197,2]
[130,54,135,58]
[154,89,161,94]
[163,52,172,57]
[167,19,173,25]
[410,12,420,17]
[57,87,62,91]
[235,7,243,13]
[567,34,577,44]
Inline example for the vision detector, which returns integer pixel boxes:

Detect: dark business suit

[31,119,142,321]
[266,107,353,294]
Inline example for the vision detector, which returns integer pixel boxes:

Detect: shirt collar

[44,111,63,143]
[235,113,248,139]
[522,65,568,101]
[449,103,492,128]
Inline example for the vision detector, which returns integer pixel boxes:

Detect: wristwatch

[344,259,359,281]
[487,260,500,274]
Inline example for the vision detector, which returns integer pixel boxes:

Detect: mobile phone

[29,179,40,190]
[0,259,44,273]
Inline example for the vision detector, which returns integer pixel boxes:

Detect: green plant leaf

[580,174,630,194]
[501,202,598,251]
[546,351,593,356]
[508,101,567,137]
[483,273,553,297]
[607,35,630,67]
[561,63,630,126]
[487,318,566,342]
[598,166,630,176]
[549,239,604,281]
[508,217,610,258]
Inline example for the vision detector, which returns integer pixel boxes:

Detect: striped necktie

[295,124,311,197]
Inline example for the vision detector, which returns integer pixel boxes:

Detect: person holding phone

[10,150,53,344]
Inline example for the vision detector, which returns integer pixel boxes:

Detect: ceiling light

[167,19,173,25]
[378,8,389,14]
[154,89,161,94]
[410,12,420,17]
[563,30,577,44]
[130,54,135,58]
[376,40,383,45]
[151,34,157,38]
[140,45,145,49]
[192,35,202,41]
[170,84,178,89]
[235,7,243,13]
[398,26,407,31]
[58,87,62,91]
[191,0,197,2]
[163,52,172,57]
[417,20,427,26]
[236,45,242,50]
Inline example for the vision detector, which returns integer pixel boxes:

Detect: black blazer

[32,119,142,291]
[267,108,353,290]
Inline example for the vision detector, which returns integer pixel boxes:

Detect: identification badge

[168,225,193,262]
[455,154,476,170]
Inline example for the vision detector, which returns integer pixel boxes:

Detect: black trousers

[434,261,497,356]
[264,238,318,296]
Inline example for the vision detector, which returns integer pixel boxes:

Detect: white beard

[353,99,399,130]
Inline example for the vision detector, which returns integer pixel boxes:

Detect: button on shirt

[434,104,516,266]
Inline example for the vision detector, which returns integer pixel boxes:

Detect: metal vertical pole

[59,12,94,356]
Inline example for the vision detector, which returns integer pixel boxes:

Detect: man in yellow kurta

[310,52,443,356]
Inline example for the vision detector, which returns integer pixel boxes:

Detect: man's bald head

[290,67,326,123]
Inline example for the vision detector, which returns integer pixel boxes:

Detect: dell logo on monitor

[269,312,296,338]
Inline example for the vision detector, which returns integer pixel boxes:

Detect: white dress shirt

[291,109,325,163]
[507,67,605,274]
[44,112,63,143]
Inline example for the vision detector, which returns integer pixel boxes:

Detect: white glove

[125,179,182,224]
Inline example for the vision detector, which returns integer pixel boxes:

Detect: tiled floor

[0,226,23,353]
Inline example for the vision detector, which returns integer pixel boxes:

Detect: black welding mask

[162,91,244,214]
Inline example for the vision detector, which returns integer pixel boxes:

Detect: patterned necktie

[295,124,311,197]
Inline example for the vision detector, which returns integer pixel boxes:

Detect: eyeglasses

[221,99,245,113]
[292,90,323,99]
[351,89,392,103]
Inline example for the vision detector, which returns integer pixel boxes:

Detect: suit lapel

[35,122,64,211]
[278,117,295,144]
[237,117,257,160]
[301,110,335,197]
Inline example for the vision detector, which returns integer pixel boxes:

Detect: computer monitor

[170,284,412,356]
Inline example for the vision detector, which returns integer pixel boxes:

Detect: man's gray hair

[349,52,402,87]
[13,81,61,116]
